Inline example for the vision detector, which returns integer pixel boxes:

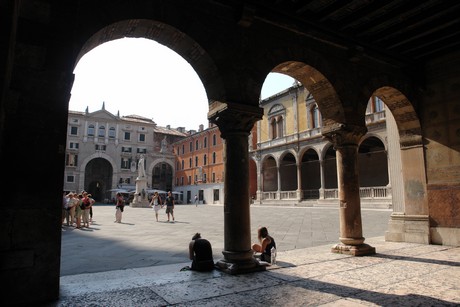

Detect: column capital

[208,101,263,138]
[323,123,367,149]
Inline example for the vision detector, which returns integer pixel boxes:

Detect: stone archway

[372,87,429,244]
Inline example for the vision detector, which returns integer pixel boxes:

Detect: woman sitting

[252,226,276,263]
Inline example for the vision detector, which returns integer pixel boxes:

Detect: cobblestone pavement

[55,204,460,306]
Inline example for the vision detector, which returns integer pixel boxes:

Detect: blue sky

[69,38,294,130]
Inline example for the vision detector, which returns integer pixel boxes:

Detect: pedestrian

[165,191,175,222]
[81,192,93,228]
[75,194,83,229]
[188,233,214,271]
[194,194,198,207]
[67,193,79,226]
[115,192,124,223]
[150,192,163,222]
[251,226,276,263]
[62,192,70,227]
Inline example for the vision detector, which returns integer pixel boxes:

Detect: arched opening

[279,152,297,191]
[84,158,113,202]
[358,136,388,187]
[152,162,173,192]
[262,156,278,192]
[300,148,320,199]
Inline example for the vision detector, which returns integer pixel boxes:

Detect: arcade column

[209,101,264,274]
[324,124,376,256]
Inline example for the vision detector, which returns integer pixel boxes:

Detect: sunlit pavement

[55,204,460,306]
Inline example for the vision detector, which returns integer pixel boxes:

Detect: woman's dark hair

[192,232,201,240]
[257,227,268,241]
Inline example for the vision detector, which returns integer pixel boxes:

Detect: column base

[215,257,266,275]
[331,243,376,256]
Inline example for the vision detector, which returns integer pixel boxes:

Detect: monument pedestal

[130,177,150,208]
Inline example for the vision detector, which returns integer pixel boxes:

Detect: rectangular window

[213,189,219,201]
[122,147,132,153]
[137,148,147,154]
[109,127,116,138]
[70,126,78,135]
[203,173,207,182]
[95,144,106,151]
[139,133,145,142]
[121,157,131,169]
[181,177,184,185]
[124,132,131,141]
[189,141,193,152]
[66,175,75,183]
[188,176,191,185]
[69,142,79,149]
[212,172,215,183]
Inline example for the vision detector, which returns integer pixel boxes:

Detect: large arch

[370,86,429,244]
[75,19,224,104]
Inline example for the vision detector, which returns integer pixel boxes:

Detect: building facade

[251,84,391,208]
[172,123,225,204]
[64,104,187,201]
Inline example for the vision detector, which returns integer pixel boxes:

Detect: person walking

[150,192,163,222]
[194,194,198,207]
[115,192,124,223]
[165,191,175,223]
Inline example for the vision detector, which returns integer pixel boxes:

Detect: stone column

[319,160,325,199]
[209,101,264,274]
[296,162,302,200]
[277,165,281,199]
[324,124,375,256]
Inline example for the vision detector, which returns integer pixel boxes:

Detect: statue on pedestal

[138,154,146,178]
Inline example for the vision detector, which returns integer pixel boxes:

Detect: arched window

[270,118,277,139]
[87,124,95,136]
[181,160,184,169]
[195,156,199,167]
[212,152,216,164]
[311,104,321,128]
[268,104,285,139]
[203,154,207,165]
[204,137,207,148]
[195,140,199,150]
[213,134,217,146]
[277,116,284,137]
[189,158,192,168]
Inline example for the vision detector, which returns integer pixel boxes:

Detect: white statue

[138,154,146,178]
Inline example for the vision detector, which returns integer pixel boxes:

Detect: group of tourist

[62,191,95,229]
